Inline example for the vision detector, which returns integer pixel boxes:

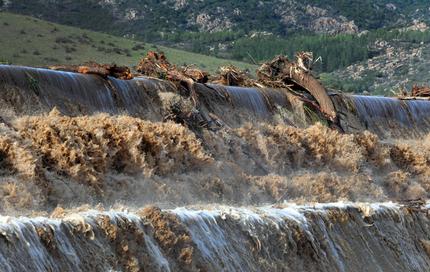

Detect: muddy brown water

[0,65,429,271]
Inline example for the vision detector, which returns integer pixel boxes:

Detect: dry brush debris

[50,62,133,80]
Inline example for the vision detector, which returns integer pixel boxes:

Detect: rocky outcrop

[275,4,359,35]
[194,12,234,33]
[311,17,358,35]
[5,0,429,37]
[328,40,429,94]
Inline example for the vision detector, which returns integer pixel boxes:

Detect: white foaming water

[0,216,82,272]
[173,208,248,271]
[0,203,428,271]
[171,202,423,271]
[78,211,172,272]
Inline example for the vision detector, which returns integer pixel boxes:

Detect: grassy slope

[0,12,256,72]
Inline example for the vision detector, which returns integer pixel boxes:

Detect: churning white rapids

[0,203,429,272]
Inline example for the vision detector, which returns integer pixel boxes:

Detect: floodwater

[0,65,428,271]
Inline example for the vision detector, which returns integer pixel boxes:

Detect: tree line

[164,28,430,73]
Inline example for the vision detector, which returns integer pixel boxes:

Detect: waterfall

[0,65,117,114]
[223,86,271,118]
[0,65,296,127]
[0,65,175,118]
[332,94,430,138]
[0,204,428,271]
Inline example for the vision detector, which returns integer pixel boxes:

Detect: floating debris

[50,62,133,80]
[211,65,259,87]
[411,84,430,97]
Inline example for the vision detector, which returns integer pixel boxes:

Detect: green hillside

[5,0,429,40]
[0,12,256,72]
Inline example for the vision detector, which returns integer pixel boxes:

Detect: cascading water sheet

[332,94,430,138]
[0,204,428,272]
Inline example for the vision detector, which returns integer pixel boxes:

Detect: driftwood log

[257,55,337,122]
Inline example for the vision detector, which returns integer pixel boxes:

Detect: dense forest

[166,28,430,73]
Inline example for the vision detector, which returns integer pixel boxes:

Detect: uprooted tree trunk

[257,55,338,123]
